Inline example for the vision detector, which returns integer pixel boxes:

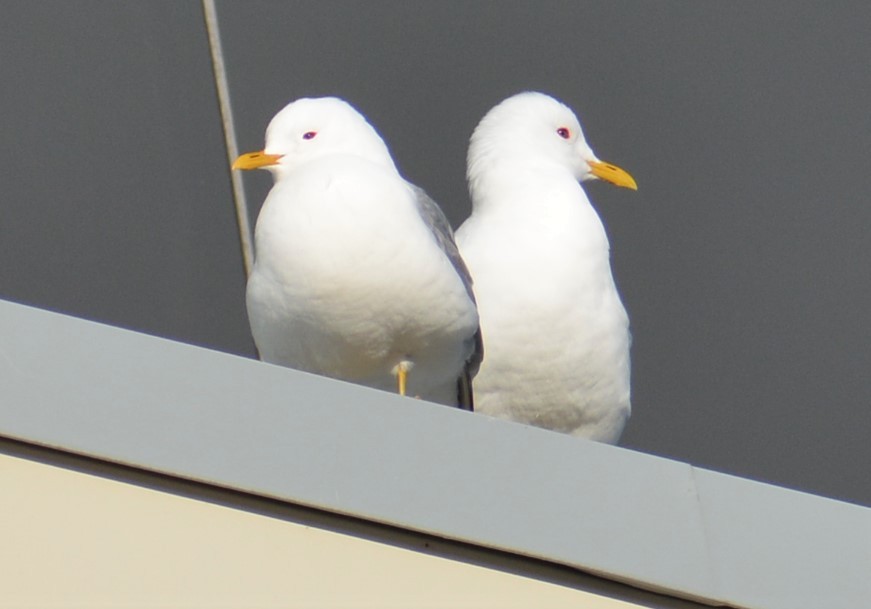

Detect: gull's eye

[302,131,317,140]
[557,127,571,139]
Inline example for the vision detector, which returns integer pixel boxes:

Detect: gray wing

[409,183,484,411]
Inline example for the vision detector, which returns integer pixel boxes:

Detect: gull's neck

[469,161,578,212]
[467,161,611,255]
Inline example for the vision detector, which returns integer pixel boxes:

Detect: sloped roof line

[0,298,869,609]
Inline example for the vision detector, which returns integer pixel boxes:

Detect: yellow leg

[397,366,408,396]
[392,360,414,397]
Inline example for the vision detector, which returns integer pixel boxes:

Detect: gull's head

[467,91,636,190]
[233,97,396,180]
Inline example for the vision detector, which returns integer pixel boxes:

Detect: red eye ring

[302,131,317,140]
[557,127,571,139]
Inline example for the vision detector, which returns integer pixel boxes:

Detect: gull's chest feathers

[257,161,412,285]
[488,230,625,367]
[461,187,624,321]
[248,157,475,373]
[457,186,631,440]
[255,160,446,305]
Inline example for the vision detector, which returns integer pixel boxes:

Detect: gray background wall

[1,1,869,506]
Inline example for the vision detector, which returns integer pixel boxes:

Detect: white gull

[235,97,482,408]
[456,92,636,441]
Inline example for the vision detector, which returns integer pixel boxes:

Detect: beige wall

[0,452,654,608]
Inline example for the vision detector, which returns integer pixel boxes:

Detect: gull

[234,97,482,408]
[455,92,637,441]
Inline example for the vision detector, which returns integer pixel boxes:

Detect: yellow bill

[587,160,638,190]
[232,151,284,171]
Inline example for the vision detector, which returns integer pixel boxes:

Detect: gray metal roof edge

[1,298,869,609]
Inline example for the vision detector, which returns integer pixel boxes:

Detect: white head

[233,97,397,180]
[467,91,636,190]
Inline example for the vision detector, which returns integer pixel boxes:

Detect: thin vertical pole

[202,0,254,278]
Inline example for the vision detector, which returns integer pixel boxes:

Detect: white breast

[456,179,630,441]
[247,156,478,405]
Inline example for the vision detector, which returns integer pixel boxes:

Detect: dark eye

[302,131,317,140]
[557,127,571,139]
